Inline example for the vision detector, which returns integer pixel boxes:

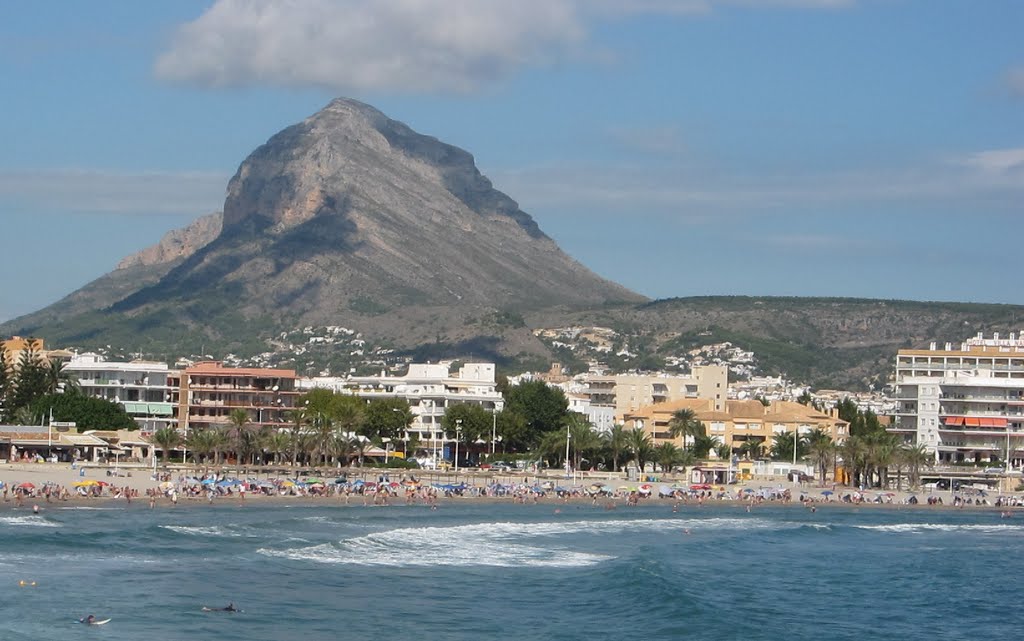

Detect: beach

[1,461,1017,512]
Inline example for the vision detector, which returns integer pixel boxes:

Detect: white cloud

[958,148,1024,180]
[489,147,1024,217]
[0,169,229,216]
[154,0,856,93]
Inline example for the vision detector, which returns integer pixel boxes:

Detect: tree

[153,427,182,463]
[11,345,48,412]
[691,434,717,460]
[226,408,254,464]
[655,442,681,472]
[806,428,836,483]
[627,428,654,473]
[668,408,704,450]
[186,429,216,466]
[770,431,807,463]
[714,442,732,461]
[43,358,78,395]
[362,398,414,444]
[739,438,766,461]
[502,380,570,450]
[901,443,933,489]
[0,348,12,423]
[604,424,628,472]
[265,430,292,465]
[441,403,492,464]
[29,393,136,431]
[567,413,600,471]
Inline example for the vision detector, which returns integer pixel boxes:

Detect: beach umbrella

[17,482,35,490]
[658,486,675,496]
[304,478,323,484]
[821,490,834,496]
[158,481,174,490]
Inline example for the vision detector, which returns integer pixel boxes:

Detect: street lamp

[491,409,497,456]
[455,419,462,472]
[565,423,572,477]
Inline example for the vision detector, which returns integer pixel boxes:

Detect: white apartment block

[890,333,1024,466]
[301,362,504,447]
[582,365,729,421]
[64,353,179,433]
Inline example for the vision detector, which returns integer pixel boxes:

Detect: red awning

[944,416,964,426]
[965,417,981,427]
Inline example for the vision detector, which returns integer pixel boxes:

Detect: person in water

[81,615,96,624]
[204,603,237,612]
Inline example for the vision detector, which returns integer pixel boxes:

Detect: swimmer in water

[202,603,238,612]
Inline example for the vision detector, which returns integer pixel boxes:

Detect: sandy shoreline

[1,461,1019,514]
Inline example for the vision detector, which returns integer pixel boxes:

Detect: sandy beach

[1,460,1019,513]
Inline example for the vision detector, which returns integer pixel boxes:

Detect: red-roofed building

[179,361,299,432]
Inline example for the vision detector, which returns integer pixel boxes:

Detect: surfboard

[78,618,111,625]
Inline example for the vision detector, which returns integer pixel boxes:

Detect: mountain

[2,98,642,357]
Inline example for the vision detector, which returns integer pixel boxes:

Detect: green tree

[691,434,717,460]
[655,442,681,472]
[502,380,569,450]
[627,427,654,473]
[603,424,628,472]
[11,345,48,412]
[29,393,136,431]
[362,398,414,444]
[442,403,492,464]
[0,348,12,423]
[153,427,182,463]
[567,413,600,471]
[668,408,704,450]
[806,428,836,483]
[770,431,807,462]
[43,358,78,395]
[739,438,766,461]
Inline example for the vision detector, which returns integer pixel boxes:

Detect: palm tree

[806,428,835,484]
[604,424,628,473]
[285,409,308,466]
[226,408,252,464]
[309,411,334,468]
[265,431,291,466]
[655,442,681,472]
[668,408,704,450]
[691,434,717,460]
[739,438,765,461]
[208,427,230,466]
[331,432,355,468]
[901,443,933,489]
[627,427,654,473]
[714,442,732,461]
[185,429,215,466]
[567,414,600,471]
[43,358,79,395]
[153,427,182,464]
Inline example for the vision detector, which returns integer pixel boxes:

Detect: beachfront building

[582,365,729,421]
[302,362,504,458]
[1,336,73,369]
[0,424,110,463]
[64,353,180,434]
[178,362,300,432]
[623,398,849,455]
[890,332,1024,466]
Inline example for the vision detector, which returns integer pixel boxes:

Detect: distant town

[2,329,1022,492]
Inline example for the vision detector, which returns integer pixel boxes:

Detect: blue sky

[1,0,1022,322]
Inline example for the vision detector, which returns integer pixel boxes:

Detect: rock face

[3,98,643,354]
[112,98,643,317]
[116,212,222,270]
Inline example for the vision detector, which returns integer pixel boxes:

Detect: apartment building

[179,361,300,432]
[890,332,1024,465]
[302,362,504,447]
[623,398,848,453]
[64,353,179,433]
[583,365,729,420]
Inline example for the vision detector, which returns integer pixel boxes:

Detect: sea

[1,501,1020,641]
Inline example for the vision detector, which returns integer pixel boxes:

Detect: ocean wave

[160,524,246,538]
[0,515,60,528]
[256,516,780,568]
[855,523,1021,534]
